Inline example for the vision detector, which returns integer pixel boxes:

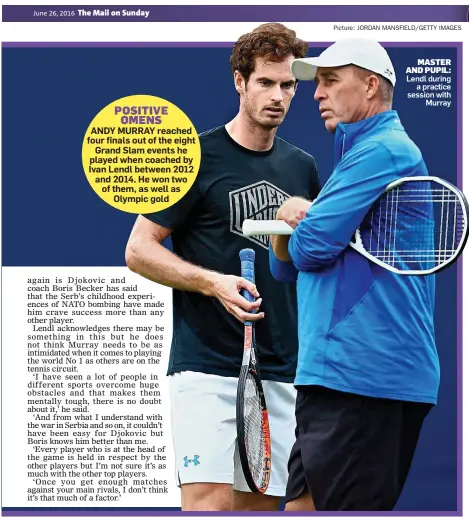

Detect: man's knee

[285,491,315,511]
[232,489,282,511]
[181,483,232,511]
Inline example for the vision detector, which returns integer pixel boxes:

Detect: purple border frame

[0,509,463,517]
[457,39,463,518]
[1,5,468,22]
[1,40,463,518]
[1,41,464,48]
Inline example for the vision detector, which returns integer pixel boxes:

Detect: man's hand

[209,274,265,323]
[276,197,312,229]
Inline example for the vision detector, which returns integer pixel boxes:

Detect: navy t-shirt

[145,126,320,382]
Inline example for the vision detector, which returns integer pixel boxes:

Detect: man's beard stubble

[244,97,283,131]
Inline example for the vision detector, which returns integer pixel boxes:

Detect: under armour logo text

[183,455,200,467]
[230,181,291,249]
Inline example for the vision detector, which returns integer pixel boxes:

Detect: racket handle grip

[239,248,256,303]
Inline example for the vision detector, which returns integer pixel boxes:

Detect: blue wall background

[2,45,459,511]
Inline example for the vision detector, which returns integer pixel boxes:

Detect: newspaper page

[1,2,467,525]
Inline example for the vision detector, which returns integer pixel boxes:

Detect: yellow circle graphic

[82,94,201,214]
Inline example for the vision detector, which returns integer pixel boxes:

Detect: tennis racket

[243,176,469,275]
[236,248,271,494]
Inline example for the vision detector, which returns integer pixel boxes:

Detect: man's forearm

[126,240,217,296]
[271,196,313,261]
[270,234,291,262]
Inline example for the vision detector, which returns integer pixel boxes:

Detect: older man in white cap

[291,38,396,132]
[269,39,438,511]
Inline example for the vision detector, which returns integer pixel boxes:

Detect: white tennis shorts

[169,371,296,497]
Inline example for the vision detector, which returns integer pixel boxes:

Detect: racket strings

[362,181,466,271]
[243,373,267,488]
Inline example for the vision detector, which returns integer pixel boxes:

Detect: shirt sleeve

[288,141,400,271]
[143,176,201,232]
[309,158,322,201]
[269,244,298,282]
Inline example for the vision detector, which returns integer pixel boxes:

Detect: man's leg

[233,380,297,510]
[181,483,233,511]
[231,490,282,511]
[284,410,315,512]
[284,492,315,511]
[169,372,238,511]
[396,402,432,496]
[287,385,412,511]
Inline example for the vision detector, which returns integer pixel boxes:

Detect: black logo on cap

[384,68,394,77]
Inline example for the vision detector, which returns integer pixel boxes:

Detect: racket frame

[236,248,271,494]
[243,176,469,276]
[350,176,469,275]
[236,323,271,494]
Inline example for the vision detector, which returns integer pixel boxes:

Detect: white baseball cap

[291,38,396,86]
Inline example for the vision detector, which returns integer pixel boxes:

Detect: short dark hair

[230,23,308,82]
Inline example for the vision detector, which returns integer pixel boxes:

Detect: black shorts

[285,385,432,511]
